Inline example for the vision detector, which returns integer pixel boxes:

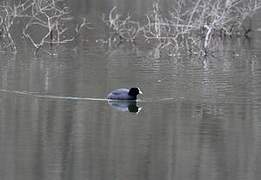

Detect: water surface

[1,1,261,180]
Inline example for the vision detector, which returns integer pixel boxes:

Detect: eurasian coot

[107,87,143,100]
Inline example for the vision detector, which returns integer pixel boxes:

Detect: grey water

[1,2,261,180]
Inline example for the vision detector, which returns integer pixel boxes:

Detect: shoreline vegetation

[1,0,261,56]
[0,0,89,55]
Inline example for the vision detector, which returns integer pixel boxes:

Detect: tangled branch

[1,0,89,54]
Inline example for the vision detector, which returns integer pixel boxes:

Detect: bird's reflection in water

[107,100,142,113]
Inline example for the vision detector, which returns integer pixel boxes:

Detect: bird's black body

[107,87,142,100]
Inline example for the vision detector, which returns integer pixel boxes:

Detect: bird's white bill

[138,88,143,95]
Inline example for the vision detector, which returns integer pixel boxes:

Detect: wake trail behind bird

[0,89,176,103]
